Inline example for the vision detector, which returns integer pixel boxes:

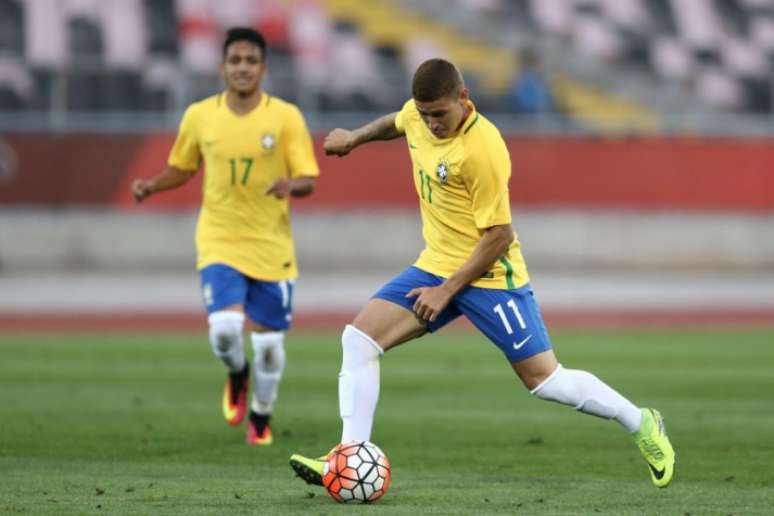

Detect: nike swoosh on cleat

[648,462,666,480]
[513,335,532,350]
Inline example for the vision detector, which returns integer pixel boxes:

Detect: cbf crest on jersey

[436,160,449,184]
[261,133,277,155]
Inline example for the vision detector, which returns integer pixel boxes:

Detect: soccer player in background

[289,59,675,487]
[131,28,319,446]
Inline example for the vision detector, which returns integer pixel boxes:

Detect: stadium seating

[2,0,774,123]
[518,0,774,113]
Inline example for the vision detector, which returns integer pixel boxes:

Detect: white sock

[208,311,245,372]
[250,331,286,415]
[339,325,384,443]
[531,364,642,432]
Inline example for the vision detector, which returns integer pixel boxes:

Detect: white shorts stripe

[279,280,289,309]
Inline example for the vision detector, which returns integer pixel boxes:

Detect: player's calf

[339,325,384,442]
[209,311,250,426]
[530,364,642,431]
[251,331,286,413]
[531,364,676,486]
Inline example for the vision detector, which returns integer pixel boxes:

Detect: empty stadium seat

[0,0,24,55]
[4,0,774,117]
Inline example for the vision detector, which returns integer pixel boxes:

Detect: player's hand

[131,179,153,203]
[323,128,357,156]
[405,285,454,323]
[266,178,291,199]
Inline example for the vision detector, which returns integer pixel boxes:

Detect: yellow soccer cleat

[289,453,328,486]
[633,408,675,488]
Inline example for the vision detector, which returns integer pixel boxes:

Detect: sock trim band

[345,324,385,355]
[529,363,563,395]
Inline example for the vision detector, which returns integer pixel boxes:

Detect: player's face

[221,41,266,95]
[415,88,470,138]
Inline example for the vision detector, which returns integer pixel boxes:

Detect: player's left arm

[267,105,319,199]
[407,134,513,322]
[407,224,513,322]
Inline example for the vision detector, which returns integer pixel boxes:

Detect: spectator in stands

[507,47,557,114]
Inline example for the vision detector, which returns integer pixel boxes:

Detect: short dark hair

[223,27,267,60]
[411,59,464,102]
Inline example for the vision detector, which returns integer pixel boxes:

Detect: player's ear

[458,87,470,105]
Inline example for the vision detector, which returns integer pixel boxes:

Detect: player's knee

[251,331,285,373]
[262,341,286,373]
[208,311,245,353]
[341,325,384,369]
[262,347,285,373]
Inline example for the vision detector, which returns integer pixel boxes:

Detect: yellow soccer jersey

[394,99,529,289]
[168,92,319,280]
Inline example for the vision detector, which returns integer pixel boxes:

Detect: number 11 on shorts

[493,299,526,335]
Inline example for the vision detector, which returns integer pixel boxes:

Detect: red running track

[1,309,772,333]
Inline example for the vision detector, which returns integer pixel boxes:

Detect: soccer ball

[322,441,391,504]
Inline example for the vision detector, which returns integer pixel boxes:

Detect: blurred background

[1,0,773,329]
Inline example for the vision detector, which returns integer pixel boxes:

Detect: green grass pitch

[1,327,773,515]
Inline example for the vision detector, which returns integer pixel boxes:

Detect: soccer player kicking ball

[131,28,319,446]
[289,59,674,486]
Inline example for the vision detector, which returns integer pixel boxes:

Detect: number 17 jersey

[167,92,319,281]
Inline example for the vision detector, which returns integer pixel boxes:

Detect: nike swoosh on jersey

[648,462,666,480]
[513,335,532,350]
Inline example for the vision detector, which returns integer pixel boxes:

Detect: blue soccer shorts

[199,263,294,331]
[372,266,552,362]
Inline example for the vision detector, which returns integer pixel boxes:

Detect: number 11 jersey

[395,99,529,290]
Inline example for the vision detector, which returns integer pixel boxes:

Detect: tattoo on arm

[354,113,402,145]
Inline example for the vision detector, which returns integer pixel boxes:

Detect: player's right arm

[132,103,201,203]
[131,165,196,203]
[323,112,402,156]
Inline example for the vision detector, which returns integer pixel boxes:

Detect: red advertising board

[1,134,772,211]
